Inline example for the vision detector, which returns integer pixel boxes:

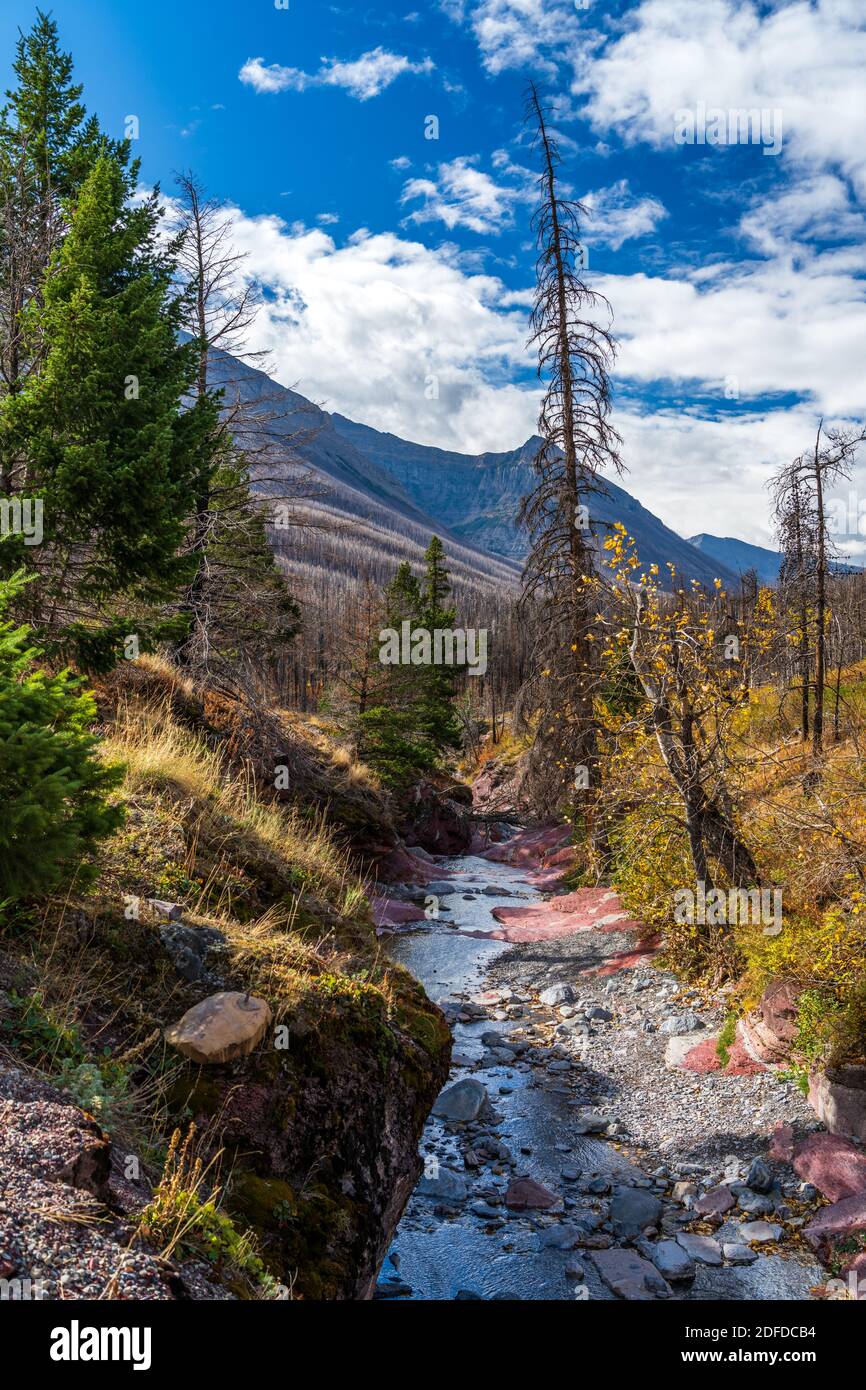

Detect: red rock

[591,937,662,977]
[479,824,570,870]
[545,845,576,869]
[590,1248,672,1300]
[760,979,803,1044]
[375,845,441,885]
[680,1037,723,1073]
[370,896,426,928]
[504,1176,559,1210]
[770,1122,795,1162]
[490,902,582,941]
[739,1012,792,1065]
[804,1192,866,1258]
[793,1132,866,1202]
[723,1030,767,1076]
[694,1185,736,1218]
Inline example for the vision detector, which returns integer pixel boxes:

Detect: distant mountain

[331,415,740,589]
[690,533,864,584]
[209,348,741,592]
[688,534,784,585]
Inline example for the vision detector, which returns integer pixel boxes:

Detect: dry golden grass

[100,698,356,907]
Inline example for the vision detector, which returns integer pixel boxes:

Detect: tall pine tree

[1,152,212,668]
[357,540,463,786]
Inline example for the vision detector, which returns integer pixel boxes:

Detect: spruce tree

[419,535,462,755]
[0,571,123,902]
[0,10,126,407]
[357,544,463,786]
[1,152,211,668]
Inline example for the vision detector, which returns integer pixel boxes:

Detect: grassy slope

[0,658,450,1298]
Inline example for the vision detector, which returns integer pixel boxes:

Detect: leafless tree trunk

[517,83,623,842]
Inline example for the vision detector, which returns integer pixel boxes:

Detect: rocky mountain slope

[210,349,740,592]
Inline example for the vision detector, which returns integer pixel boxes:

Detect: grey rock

[573,1112,610,1135]
[723,1242,759,1265]
[590,1248,672,1301]
[432,1078,489,1123]
[610,1186,662,1239]
[470,1200,503,1220]
[664,1032,707,1070]
[417,1167,468,1202]
[659,1011,705,1036]
[676,1233,723,1266]
[147,898,184,920]
[539,983,575,1006]
[651,1239,696,1282]
[744,1157,773,1194]
[738,1190,774,1216]
[739,1220,783,1243]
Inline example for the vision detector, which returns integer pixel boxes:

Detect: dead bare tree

[516,82,623,839]
[170,172,327,691]
[772,422,866,765]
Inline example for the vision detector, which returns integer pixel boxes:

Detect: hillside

[209,349,739,593]
[689,533,784,584]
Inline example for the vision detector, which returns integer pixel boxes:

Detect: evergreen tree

[0,10,126,411]
[357,562,431,785]
[0,571,123,902]
[1,152,212,668]
[418,535,462,754]
[357,543,463,786]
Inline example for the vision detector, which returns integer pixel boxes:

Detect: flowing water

[381,854,825,1303]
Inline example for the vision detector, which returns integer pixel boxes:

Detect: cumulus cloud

[581,179,668,250]
[239,47,434,101]
[572,0,866,193]
[447,0,589,76]
[400,155,534,233]
[201,206,538,452]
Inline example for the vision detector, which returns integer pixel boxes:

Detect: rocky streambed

[374,845,854,1303]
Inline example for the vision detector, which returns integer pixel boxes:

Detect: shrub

[0,572,124,901]
[139,1125,273,1296]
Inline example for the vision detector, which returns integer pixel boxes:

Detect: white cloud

[401,155,535,233]
[572,0,866,194]
[213,207,538,452]
[581,179,668,250]
[390,155,412,171]
[738,174,866,257]
[598,243,866,420]
[239,47,434,101]
[448,0,589,76]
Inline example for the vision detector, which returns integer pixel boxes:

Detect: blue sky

[3,1,866,550]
